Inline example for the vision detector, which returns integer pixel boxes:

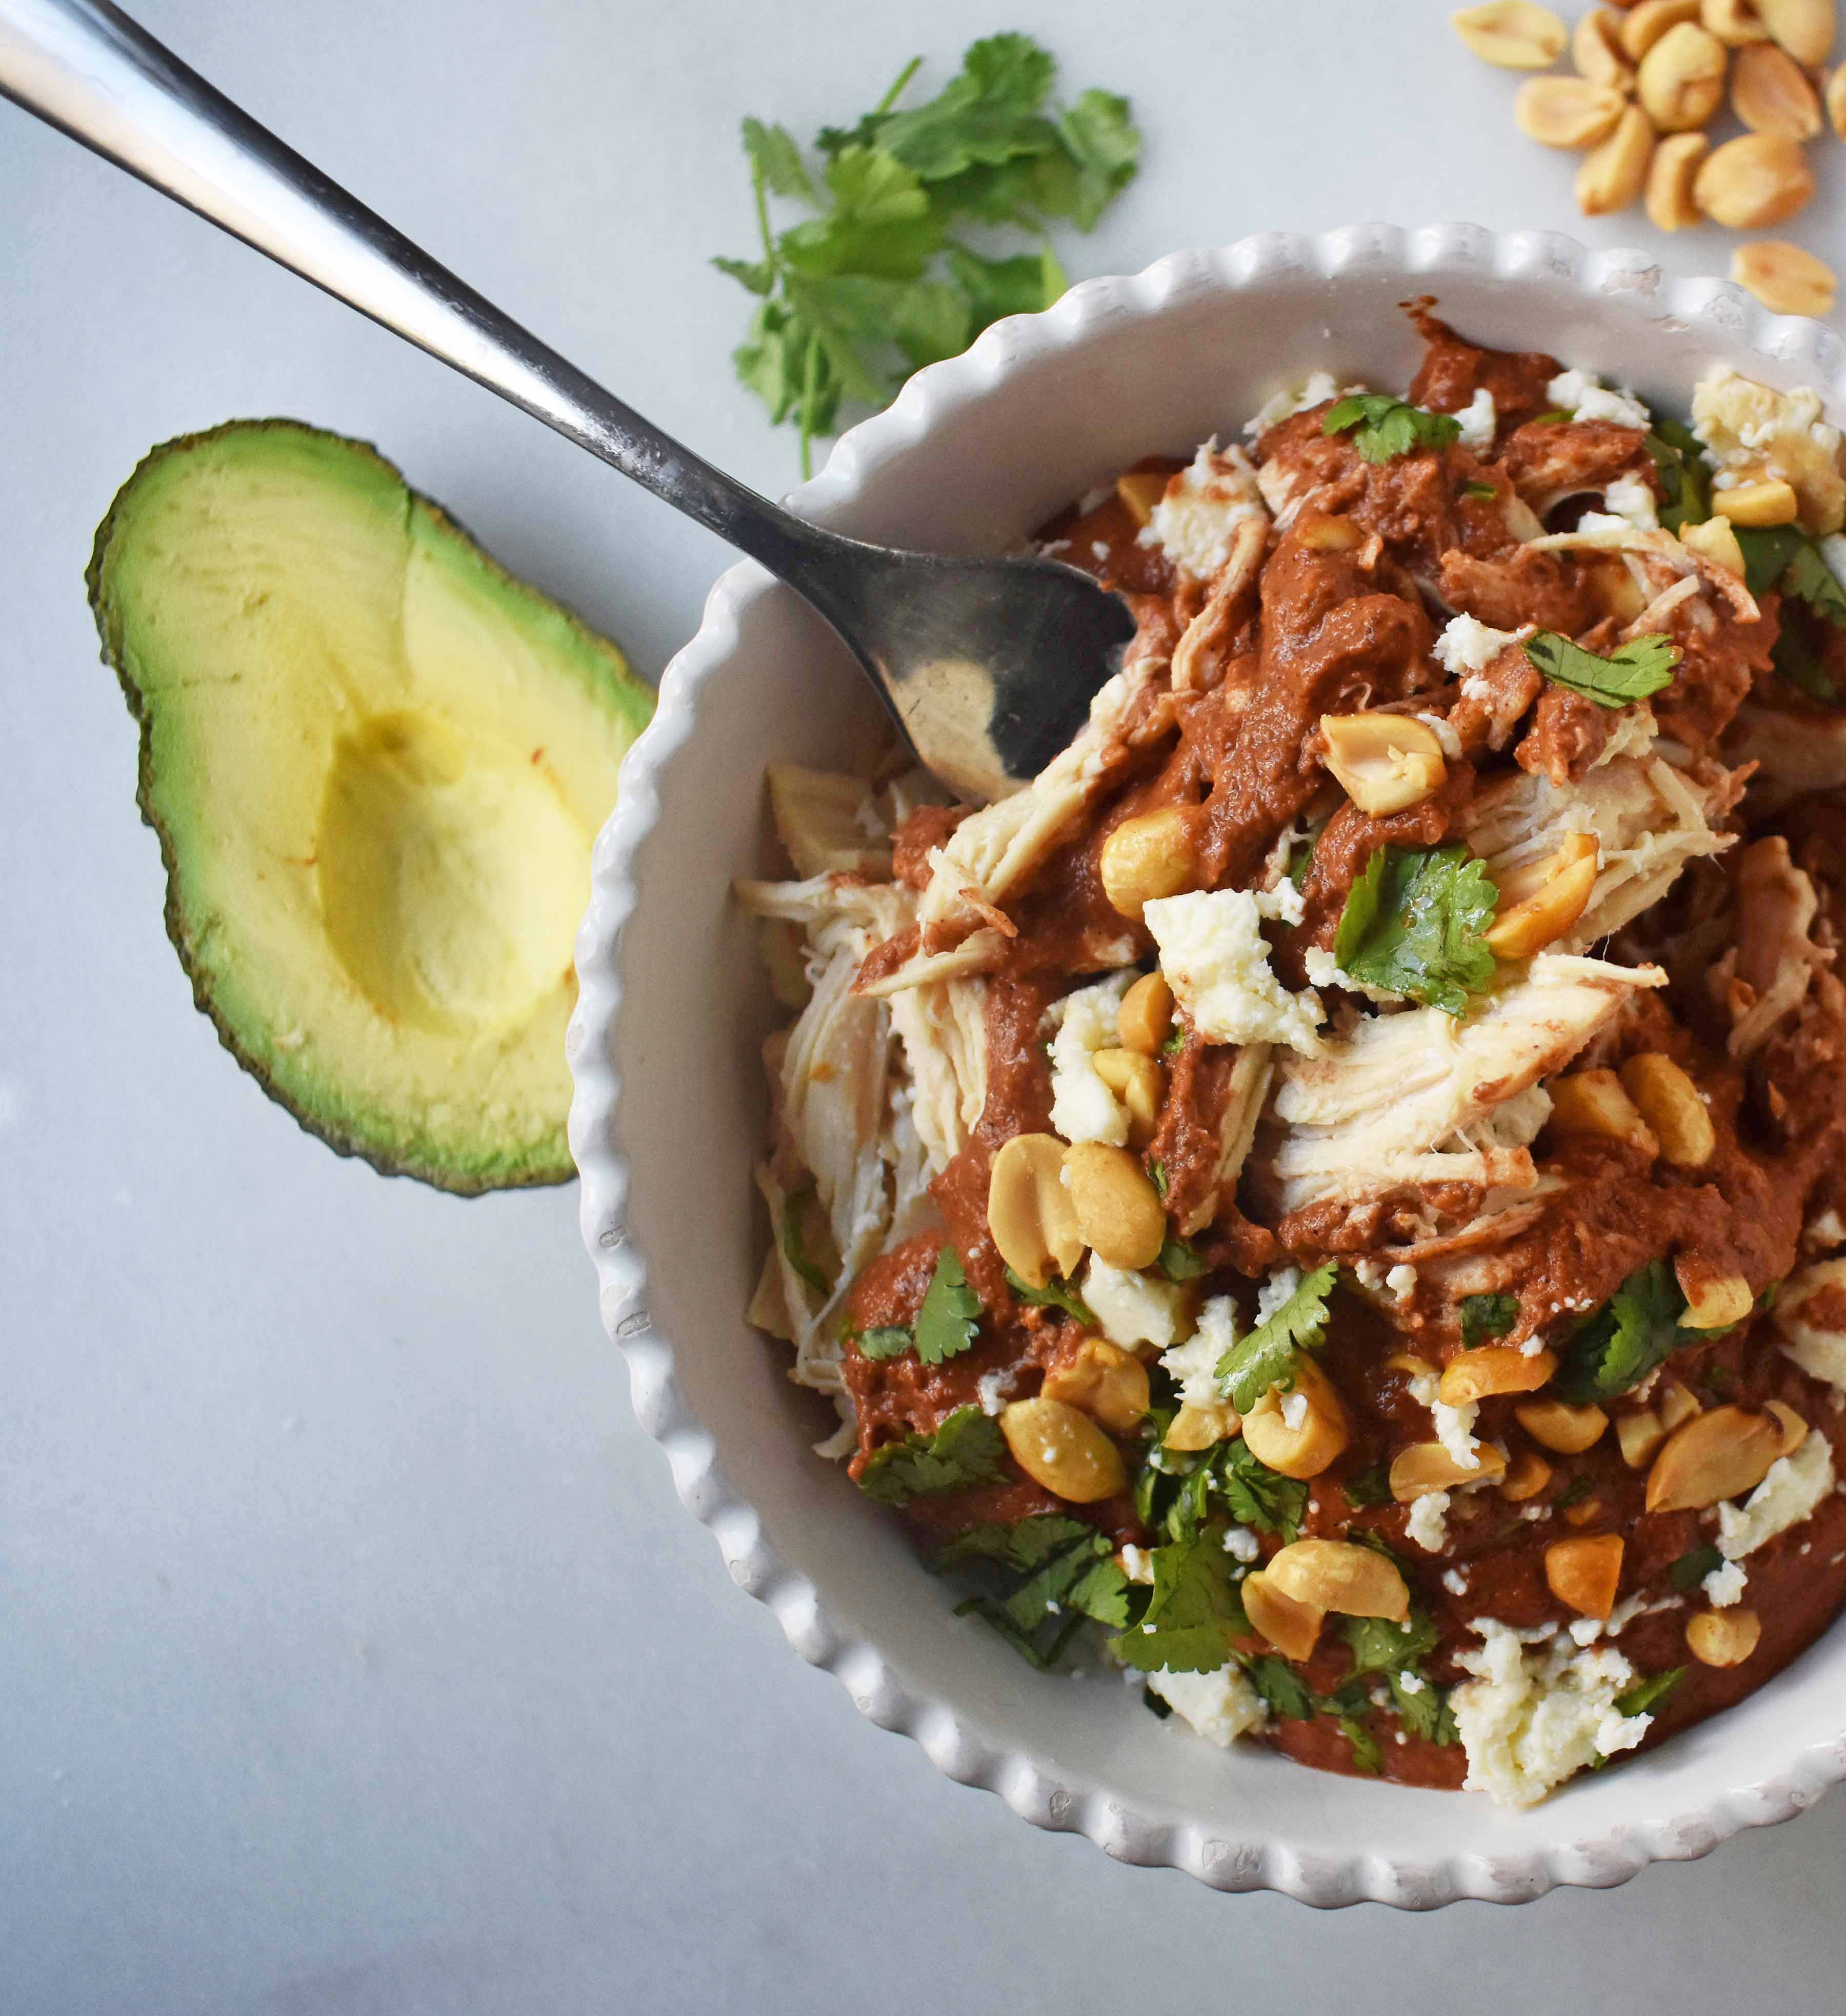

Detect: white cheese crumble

[1775,1259,1846,1390]
[1143,888,1325,1055]
[1434,612,1526,679]
[1805,1208,1846,1253]
[976,1368,1018,1416]
[1450,1622,1651,1808]
[1603,470,1660,531]
[1082,1255,1187,1351]
[1692,364,1846,534]
[1120,1544,1154,1585]
[1302,944,1403,1007]
[1407,1367,1483,1471]
[1385,1262,1418,1308]
[1145,1663,1269,1747]
[1243,370,1342,439]
[1255,876,1306,928]
[1717,1430,1836,1560]
[1045,971,1134,1146]
[1280,1389,1309,1430]
[1416,711,1464,760]
[1703,1559,1749,1608]
[1455,386,1497,450]
[1546,368,1652,432]
[1406,1491,1451,1552]
[1223,1526,1261,1563]
[1160,1294,1237,1406]
[1137,440,1266,581]
[1255,1265,1301,1325]
[1820,534,1846,597]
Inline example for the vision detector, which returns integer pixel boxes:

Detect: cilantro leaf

[942,1513,1130,1649]
[1216,1262,1337,1412]
[1389,1671,1459,1746]
[1555,1258,1688,1403]
[1216,1439,1308,1541]
[1614,1667,1684,1719]
[741,117,815,201]
[1057,88,1141,229]
[856,1326,913,1360]
[1670,1542,1725,1592]
[1245,1655,1315,1719]
[1773,619,1840,703]
[1332,844,1498,1016]
[1646,422,1709,534]
[778,1186,830,1293]
[779,147,943,281]
[1342,1463,1393,1510]
[1004,1266,1096,1327]
[944,242,1064,335]
[859,1405,1007,1505]
[1522,631,1681,709]
[1109,1536,1248,1673]
[1288,816,1327,893]
[1462,480,1498,502]
[1323,393,1462,465]
[1157,1235,1209,1282]
[914,1248,981,1365]
[1732,524,1808,600]
[1785,539,1846,625]
[1338,1716,1384,1773]
[1149,1159,1169,1199]
[1342,1612,1441,1676]
[1459,1292,1519,1347]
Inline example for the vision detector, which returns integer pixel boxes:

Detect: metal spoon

[0,0,1134,803]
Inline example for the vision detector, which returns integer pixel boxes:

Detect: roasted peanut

[1758,0,1835,63]
[1320,713,1448,816]
[1546,1533,1626,1619]
[1547,1069,1662,1156]
[1618,1409,1669,1467]
[1732,241,1838,317]
[1092,1047,1162,1147]
[1440,1345,1558,1405]
[1000,1396,1127,1502]
[1577,7,1641,84]
[1694,131,1816,226]
[1717,477,1801,524]
[988,1133,1086,1289]
[1619,1053,1717,1168]
[1115,471,1167,528]
[1116,971,1175,1056]
[1674,1257,1754,1330]
[1647,129,1712,226]
[1453,0,1570,67]
[1577,102,1658,213]
[1163,1400,1240,1451]
[1517,75,1631,145]
[1681,512,1747,574]
[1622,0,1705,56]
[1688,1606,1762,1665]
[1499,1446,1555,1501]
[1391,1439,1510,1500]
[1061,1141,1166,1271]
[1296,512,1365,552]
[1703,0,1772,42]
[1242,1570,1324,1661]
[1827,61,1846,136]
[1099,807,1195,922]
[1768,1398,1810,1452]
[1733,40,1823,132]
[1516,1396,1610,1453]
[1486,833,1600,960]
[1241,1356,1352,1480]
[1660,1381,1704,1431]
[1562,1495,1607,1526]
[1266,1539,1411,1621]
[1646,1403,1786,1509]
[1042,1339,1151,1433]
[1638,21,1730,129]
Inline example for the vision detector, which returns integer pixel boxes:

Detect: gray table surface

[7,1,1846,2008]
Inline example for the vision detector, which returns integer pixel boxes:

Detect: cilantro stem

[799,332,820,482]
[750,161,778,273]
[873,55,923,116]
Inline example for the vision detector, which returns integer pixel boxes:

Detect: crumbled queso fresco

[740,303,1846,1807]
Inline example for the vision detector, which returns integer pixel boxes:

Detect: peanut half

[1440,1345,1558,1405]
[1644,1402,1795,1510]
[1319,712,1448,815]
[1266,1539,1411,1621]
[1092,1047,1162,1147]
[1688,1606,1762,1665]
[1619,1053,1717,1167]
[1517,75,1630,145]
[1515,1396,1610,1452]
[988,1133,1086,1289]
[1453,0,1571,67]
[1499,1446,1554,1500]
[1116,971,1174,1056]
[1041,1339,1150,1433]
[1733,240,1840,316]
[1623,0,1707,57]
[1576,7,1640,85]
[1673,1255,1754,1329]
[1547,1068,1662,1156]
[1163,1400,1239,1451]
[1733,39,1823,132]
[1241,1356,1352,1480]
[1000,1396,1127,1503]
[1577,102,1659,213]
[1757,0,1835,64]
[1486,831,1600,959]
[1242,1571,1324,1662]
[1702,0,1772,42]
[1099,806,1196,923]
[1061,1141,1166,1271]
[1827,61,1846,137]
[1546,1532,1626,1618]
[1391,1439,1510,1499]
[1694,130,1816,226]
[1647,129,1712,226]
[1638,21,1730,130]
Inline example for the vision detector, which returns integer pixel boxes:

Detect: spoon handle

[0,0,836,578]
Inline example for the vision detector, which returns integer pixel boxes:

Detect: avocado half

[88,420,654,1193]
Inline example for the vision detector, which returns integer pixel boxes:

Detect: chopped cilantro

[1332,844,1498,1016]
[1287,816,1328,893]
[856,1326,913,1360]
[1216,1262,1338,1412]
[1161,1024,1188,1057]
[1158,1235,1209,1282]
[717,36,1140,473]
[1004,1265,1097,1327]
[1522,630,1681,710]
[1342,1463,1393,1510]
[1614,1667,1684,1719]
[1322,393,1462,465]
[859,1405,1008,1505]
[1784,539,1846,625]
[1555,1258,1688,1403]
[1669,1542,1724,1592]
[779,1187,830,1293]
[1149,1158,1169,1199]
[1216,1439,1309,1541]
[1245,1654,1316,1720]
[1732,523,1809,599]
[1645,421,1709,534]
[1342,1612,1441,1676]
[1389,1671,1459,1746]
[1110,1535,1249,1673]
[939,1512,1129,1666]
[1142,1684,1173,1719]
[1531,408,1574,425]
[1338,1716,1384,1773]
[1462,480,1498,503]
[914,1247,981,1364]
[1459,1292,1519,1347]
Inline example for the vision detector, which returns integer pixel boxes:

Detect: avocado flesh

[89,420,653,1192]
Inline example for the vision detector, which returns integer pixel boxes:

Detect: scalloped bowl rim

[568,223,1846,1908]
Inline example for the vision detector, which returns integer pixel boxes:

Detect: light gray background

[6,2,1846,2009]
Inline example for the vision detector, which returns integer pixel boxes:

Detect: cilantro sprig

[1646,421,1709,534]
[1110,1538,1250,1674]
[1332,844,1499,1017]
[936,1513,1128,1668]
[1554,1259,1689,1404]
[1341,1614,1458,1746]
[858,1405,1008,1505]
[1004,1265,1097,1327]
[1322,394,1462,465]
[1522,631,1681,710]
[1736,529,1846,704]
[1133,1413,1306,1545]
[914,1248,981,1363]
[717,36,1140,473]
[1216,1262,1337,1412]
[1459,1292,1519,1347]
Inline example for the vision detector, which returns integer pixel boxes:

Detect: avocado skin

[87,418,653,1195]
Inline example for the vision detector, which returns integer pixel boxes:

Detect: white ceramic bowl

[568,223,1846,1907]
